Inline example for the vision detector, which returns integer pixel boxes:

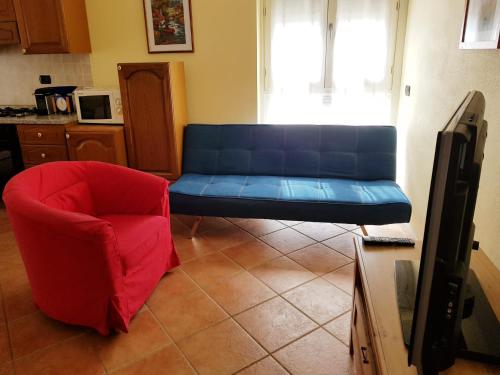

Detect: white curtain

[266,0,328,93]
[262,0,396,125]
[332,0,393,93]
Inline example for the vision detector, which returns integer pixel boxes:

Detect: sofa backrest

[182,124,397,181]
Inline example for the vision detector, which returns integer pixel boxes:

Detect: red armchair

[2,161,179,335]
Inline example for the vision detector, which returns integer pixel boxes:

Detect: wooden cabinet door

[66,126,127,166]
[0,21,18,44]
[13,0,68,53]
[0,0,15,21]
[118,63,178,178]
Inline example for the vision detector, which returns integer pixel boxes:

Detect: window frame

[259,0,402,94]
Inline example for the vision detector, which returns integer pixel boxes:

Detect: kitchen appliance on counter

[34,86,77,115]
[0,107,38,118]
[73,88,123,124]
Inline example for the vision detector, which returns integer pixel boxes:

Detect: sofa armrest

[85,162,169,216]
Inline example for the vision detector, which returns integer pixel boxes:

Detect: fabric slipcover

[170,124,411,224]
[2,161,179,335]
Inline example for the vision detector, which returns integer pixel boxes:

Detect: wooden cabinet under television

[13,0,90,54]
[65,125,127,166]
[118,62,188,180]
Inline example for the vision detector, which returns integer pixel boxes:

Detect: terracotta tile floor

[0,206,361,374]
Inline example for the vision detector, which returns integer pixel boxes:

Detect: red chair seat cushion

[101,214,170,275]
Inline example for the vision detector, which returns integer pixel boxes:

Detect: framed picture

[143,0,194,53]
[460,0,500,49]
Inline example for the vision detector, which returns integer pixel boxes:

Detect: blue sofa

[169,124,411,225]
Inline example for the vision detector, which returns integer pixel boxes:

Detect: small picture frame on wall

[143,0,194,53]
[460,0,500,49]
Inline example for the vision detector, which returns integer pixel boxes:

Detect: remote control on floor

[362,236,415,247]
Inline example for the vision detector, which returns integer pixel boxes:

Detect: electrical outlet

[39,75,51,84]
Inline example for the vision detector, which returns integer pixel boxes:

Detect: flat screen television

[394,91,500,375]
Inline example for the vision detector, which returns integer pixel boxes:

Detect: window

[259,0,401,125]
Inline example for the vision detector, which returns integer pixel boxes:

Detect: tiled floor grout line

[232,354,292,375]
[321,310,353,349]
[165,266,298,373]
[178,257,353,372]
[7,332,87,368]
[171,267,275,343]
[257,227,353,257]
[97,317,174,374]
[177,226,354,321]
[279,223,350,243]
[172,223,357,370]
[129,308,201,375]
[267,326,345,373]
[233,221,288,240]
[181,252,325,322]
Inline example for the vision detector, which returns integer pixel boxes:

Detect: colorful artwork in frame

[460,0,500,49]
[144,0,194,53]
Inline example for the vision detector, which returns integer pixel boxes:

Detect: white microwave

[74,88,124,124]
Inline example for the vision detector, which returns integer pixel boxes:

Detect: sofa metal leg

[190,216,203,239]
[360,225,368,236]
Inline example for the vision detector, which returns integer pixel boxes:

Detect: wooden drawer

[351,286,378,375]
[0,21,19,45]
[21,145,68,165]
[17,125,66,145]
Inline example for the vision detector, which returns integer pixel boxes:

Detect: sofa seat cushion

[170,174,412,225]
[100,214,169,275]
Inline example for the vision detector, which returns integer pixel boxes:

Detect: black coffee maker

[34,86,77,115]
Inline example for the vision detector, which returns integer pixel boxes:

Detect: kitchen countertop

[0,113,78,125]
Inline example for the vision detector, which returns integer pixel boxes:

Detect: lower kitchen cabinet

[16,123,69,167]
[65,125,127,166]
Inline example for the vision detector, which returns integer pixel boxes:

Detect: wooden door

[118,63,178,178]
[0,0,15,21]
[13,0,68,53]
[66,126,127,166]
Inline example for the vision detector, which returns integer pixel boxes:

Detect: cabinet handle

[22,48,26,54]
[37,132,43,138]
[360,346,369,364]
[40,153,46,159]
[65,133,70,139]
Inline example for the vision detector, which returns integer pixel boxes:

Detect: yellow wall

[85,0,258,124]
[398,0,500,267]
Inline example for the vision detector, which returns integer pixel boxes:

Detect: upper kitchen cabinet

[0,0,18,45]
[13,0,91,54]
[0,0,15,21]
